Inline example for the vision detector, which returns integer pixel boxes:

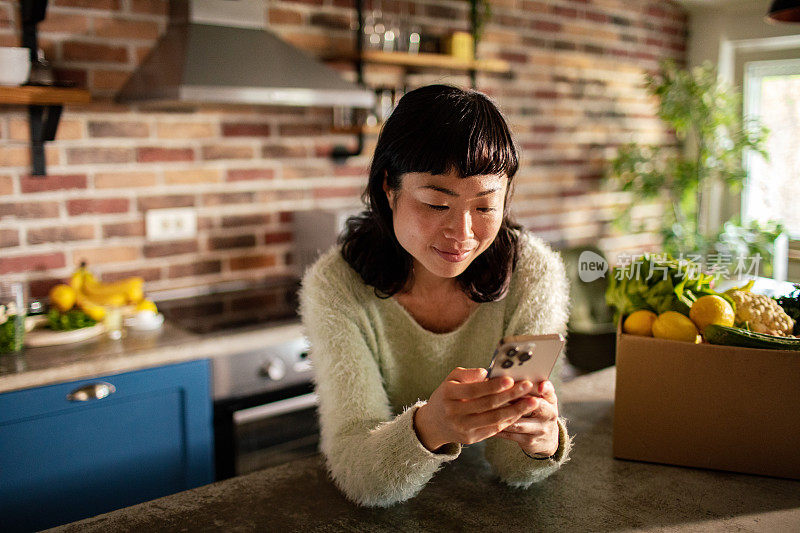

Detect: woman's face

[384,169,508,284]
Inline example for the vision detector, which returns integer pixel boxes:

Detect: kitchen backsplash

[0,0,686,298]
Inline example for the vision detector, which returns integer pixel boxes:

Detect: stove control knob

[259,358,286,381]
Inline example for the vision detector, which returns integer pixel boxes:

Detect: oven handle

[233,392,318,424]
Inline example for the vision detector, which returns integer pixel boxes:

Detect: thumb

[447,366,488,383]
[537,380,558,404]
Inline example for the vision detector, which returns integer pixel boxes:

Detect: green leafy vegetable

[775,284,800,335]
[0,314,25,354]
[605,253,732,321]
[47,309,97,331]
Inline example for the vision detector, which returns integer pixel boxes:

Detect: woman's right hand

[413,367,536,452]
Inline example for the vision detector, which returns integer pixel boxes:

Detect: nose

[443,208,473,241]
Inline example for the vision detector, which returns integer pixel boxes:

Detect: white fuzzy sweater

[299,231,573,507]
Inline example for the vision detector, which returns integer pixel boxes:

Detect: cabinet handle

[67,382,116,402]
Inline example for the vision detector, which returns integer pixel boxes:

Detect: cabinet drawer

[0,360,213,531]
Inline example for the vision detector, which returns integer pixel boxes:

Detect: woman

[299,84,571,507]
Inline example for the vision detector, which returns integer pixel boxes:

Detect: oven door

[214,383,319,479]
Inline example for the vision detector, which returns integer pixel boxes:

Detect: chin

[423,252,473,279]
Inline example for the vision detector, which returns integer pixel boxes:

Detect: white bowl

[124,311,165,331]
[0,47,31,86]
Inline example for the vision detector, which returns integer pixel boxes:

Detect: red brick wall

[0,0,687,298]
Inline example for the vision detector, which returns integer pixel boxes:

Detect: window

[743,59,800,238]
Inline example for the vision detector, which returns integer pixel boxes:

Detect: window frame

[742,57,800,239]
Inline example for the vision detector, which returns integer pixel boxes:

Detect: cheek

[478,213,503,239]
[394,203,433,239]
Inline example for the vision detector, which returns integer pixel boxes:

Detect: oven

[211,336,316,479]
[158,278,319,480]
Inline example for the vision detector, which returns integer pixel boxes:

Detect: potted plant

[605,60,784,274]
[468,0,491,57]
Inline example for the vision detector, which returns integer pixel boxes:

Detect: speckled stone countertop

[0,319,304,394]
[50,367,800,532]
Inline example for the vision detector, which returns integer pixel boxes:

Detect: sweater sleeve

[299,250,460,507]
[484,233,573,488]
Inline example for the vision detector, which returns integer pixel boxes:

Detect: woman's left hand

[495,380,559,458]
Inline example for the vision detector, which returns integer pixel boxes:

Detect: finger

[469,396,536,428]
[457,380,534,414]
[521,397,559,421]
[501,415,553,435]
[445,375,515,400]
[494,430,530,444]
[497,423,559,456]
[536,380,558,405]
[495,430,556,456]
[447,367,488,384]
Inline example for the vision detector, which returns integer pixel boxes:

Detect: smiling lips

[433,246,472,263]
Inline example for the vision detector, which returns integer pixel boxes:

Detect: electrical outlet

[146,208,197,241]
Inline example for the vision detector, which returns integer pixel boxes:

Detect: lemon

[652,311,701,343]
[689,295,735,332]
[623,310,658,336]
[135,299,158,314]
[49,284,77,312]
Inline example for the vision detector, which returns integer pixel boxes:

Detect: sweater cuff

[534,416,571,464]
[484,416,572,488]
[409,401,461,458]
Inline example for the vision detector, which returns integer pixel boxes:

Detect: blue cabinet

[0,360,214,531]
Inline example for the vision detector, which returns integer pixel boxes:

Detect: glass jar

[104,305,123,340]
[0,281,26,354]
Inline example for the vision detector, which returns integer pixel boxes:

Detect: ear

[382,173,394,209]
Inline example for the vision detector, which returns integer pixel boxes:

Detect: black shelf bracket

[21,0,56,176]
[28,104,62,176]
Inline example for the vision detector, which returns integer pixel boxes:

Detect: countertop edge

[0,322,305,394]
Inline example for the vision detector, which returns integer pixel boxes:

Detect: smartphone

[487,334,565,385]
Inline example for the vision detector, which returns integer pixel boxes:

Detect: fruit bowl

[24,322,105,347]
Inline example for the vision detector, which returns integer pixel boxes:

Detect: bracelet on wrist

[523,449,554,460]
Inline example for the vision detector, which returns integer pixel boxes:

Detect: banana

[69,262,145,305]
[75,293,106,322]
[69,262,90,292]
[80,291,127,307]
[82,275,144,304]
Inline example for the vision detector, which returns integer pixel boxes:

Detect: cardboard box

[613,323,800,480]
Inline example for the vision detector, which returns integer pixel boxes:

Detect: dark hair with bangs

[340,84,522,302]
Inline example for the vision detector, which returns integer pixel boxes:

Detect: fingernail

[521,381,533,392]
[539,381,546,393]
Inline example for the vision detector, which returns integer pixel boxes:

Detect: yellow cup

[442,31,474,61]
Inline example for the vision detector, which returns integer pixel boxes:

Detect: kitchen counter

[0,319,304,394]
[50,367,800,532]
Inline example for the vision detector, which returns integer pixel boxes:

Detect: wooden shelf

[0,86,91,106]
[331,123,383,135]
[0,86,92,175]
[328,51,511,74]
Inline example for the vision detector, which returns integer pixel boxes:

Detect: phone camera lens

[506,347,518,358]
[501,359,514,369]
[518,351,532,363]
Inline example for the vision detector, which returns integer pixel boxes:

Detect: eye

[425,204,449,211]
[477,207,497,213]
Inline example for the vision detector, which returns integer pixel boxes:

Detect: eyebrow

[419,185,501,198]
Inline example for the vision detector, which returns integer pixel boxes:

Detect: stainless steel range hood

[117,0,374,109]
